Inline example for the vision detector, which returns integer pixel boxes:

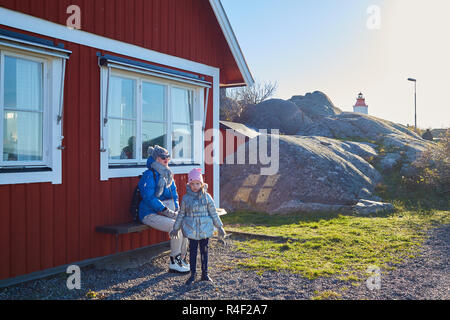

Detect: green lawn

[222,209,449,281]
[222,160,450,285]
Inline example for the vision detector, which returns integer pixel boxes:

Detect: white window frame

[0,46,65,185]
[100,67,206,180]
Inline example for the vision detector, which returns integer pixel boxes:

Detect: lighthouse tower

[353,92,368,114]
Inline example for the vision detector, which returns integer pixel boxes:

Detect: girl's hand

[169,229,179,239]
[217,227,226,239]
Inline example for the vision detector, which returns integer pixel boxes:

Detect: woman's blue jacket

[138,156,179,222]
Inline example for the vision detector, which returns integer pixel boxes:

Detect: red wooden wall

[0,0,244,85]
[0,0,233,280]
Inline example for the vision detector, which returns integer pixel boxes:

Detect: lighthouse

[353,92,369,114]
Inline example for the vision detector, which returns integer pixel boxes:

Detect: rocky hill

[220,91,434,215]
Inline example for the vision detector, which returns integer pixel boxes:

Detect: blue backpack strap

[151,168,157,184]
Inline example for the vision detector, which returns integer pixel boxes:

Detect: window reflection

[172,124,192,160]
[142,122,166,159]
[142,82,166,159]
[108,76,137,160]
[3,56,44,162]
[171,87,193,123]
[171,87,194,161]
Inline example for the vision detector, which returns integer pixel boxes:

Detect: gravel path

[0,225,448,300]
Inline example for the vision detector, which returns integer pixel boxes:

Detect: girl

[170,168,226,285]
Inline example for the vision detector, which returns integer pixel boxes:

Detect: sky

[221,0,450,129]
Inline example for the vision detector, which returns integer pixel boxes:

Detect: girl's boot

[201,273,213,283]
[200,239,213,282]
[185,273,196,286]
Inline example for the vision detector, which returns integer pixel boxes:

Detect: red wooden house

[0,0,253,285]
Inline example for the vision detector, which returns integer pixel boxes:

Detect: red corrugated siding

[0,186,10,279]
[0,0,225,280]
[0,0,244,84]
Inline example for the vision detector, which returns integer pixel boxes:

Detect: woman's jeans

[142,214,187,258]
[189,238,209,275]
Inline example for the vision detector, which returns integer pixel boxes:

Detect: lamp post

[407,78,417,132]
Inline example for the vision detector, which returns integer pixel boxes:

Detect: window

[142,81,166,159]
[171,87,194,162]
[2,54,46,165]
[100,67,206,180]
[0,47,68,185]
[108,75,137,161]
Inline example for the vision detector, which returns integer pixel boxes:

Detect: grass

[221,150,449,299]
[223,209,449,282]
[311,290,342,300]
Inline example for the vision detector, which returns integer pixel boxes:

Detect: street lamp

[407,78,417,132]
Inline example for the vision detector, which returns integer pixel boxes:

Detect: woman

[138,145,189,273]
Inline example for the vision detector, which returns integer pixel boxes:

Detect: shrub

[407,129,450,193]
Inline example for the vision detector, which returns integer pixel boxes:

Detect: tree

[227,80,278,105]
[220,80,278,121]
[219,88,241,121]
[407,129,450,193]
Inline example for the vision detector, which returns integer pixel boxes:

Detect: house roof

[220,121,260,139]
[209,0,254,88]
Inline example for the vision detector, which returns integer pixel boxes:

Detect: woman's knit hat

[188,168,203,184]
[148,145,170,159]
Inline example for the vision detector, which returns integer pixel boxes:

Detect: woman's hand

[161,207,177,219]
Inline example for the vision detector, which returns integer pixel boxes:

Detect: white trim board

[0,2,253,88]
[0,7,219,77]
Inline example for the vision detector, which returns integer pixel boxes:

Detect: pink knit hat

[188,168,203,184]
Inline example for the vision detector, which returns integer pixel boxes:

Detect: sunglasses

[159,155,170,160]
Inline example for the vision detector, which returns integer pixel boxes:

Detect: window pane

[142,122,166,159]
[109,76,135,119]
[3,111,43,161]
[171,87,193,124]
[4,56,43,111]
[108,119,136,160]
[142,82,165,122]
[172,124,192,160]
